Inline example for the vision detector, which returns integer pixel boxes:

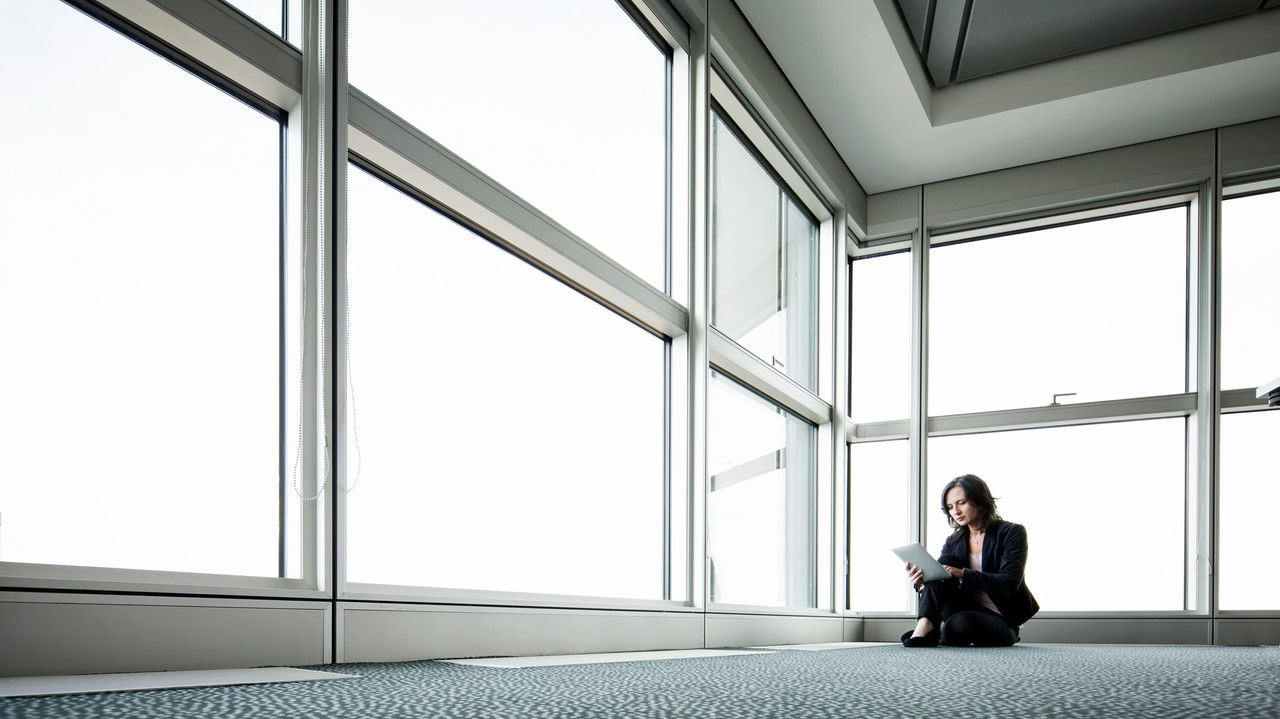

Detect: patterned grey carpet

[2,644,1278,718]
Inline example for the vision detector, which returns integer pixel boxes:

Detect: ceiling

[731,0,1280,194]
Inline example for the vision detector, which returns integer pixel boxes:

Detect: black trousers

[916,578,1019,647]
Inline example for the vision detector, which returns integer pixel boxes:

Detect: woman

[902,474,1039,647]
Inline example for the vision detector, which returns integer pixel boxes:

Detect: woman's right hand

[905,562,924,588]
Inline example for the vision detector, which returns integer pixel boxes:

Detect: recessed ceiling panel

[956,0,1260,82]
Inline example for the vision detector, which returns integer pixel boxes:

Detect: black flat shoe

[901,629,939,648]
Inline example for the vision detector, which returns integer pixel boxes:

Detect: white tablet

[891,543,950,582]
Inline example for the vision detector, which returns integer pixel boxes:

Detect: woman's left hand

[942,565,961,580]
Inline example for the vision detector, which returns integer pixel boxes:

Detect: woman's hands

[905,562,924,589]
[906,561,962,589]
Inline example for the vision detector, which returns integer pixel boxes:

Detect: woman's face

[945,486,980,529]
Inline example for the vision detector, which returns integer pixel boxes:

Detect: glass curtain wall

[340,0,677,601]
[707,371,816,607]
[0,0,296,577]
[348,0,668,291]
[924,205,1190,611]
[709,111,818,391]
[343,165,666,599]
[706,100,825,610]
[1218,188,1280,610]
[847,250,912,611]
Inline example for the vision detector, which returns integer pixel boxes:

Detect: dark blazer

[938,520,1040,626]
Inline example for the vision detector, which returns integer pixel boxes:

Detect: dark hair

[941,474,1002,538]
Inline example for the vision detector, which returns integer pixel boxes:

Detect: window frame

[1214,175,1280,617]
[333,0,697,612]
[0,0,321,600]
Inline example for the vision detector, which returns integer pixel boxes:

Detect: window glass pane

[349,0,666,289]
[850,252,911,423]
[1219,410,1280,610]
[711,113,818,391]
[1221,190,1280,392]
[849,440,912,611]
[0,2,286,576]
[928,419,1185,611]
[930,208,1187,415]
[707,371,816,607]
[345,165,666,599]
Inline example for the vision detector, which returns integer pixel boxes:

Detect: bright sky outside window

[1218,410,1280,610]
[0,0,286,576]
[707,371,816,608]
[348,0,667,290]
[850,252,911,423]
[848,440,911,612]
[1221,190,1280,392]
[929,207,1187,416]
[928,419,1185,611]
[344,164,666,599]
[710,113,819,392]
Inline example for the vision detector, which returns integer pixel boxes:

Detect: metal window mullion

[1196,133,1224,630]
[689,14,711,617]
[299,0,344,597]
[328,0,349,611]
[832,218,851,614]
[910,194,929,549]
[670,40,680,598]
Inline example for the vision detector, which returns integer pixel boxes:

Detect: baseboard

[0,592,330,677]
[842,616,865,642]
[337,603,703,663]
[1215,619,1280,645]
[862,616,1215,645]
[703,612,843,648]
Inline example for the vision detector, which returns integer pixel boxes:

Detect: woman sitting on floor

[902,474,1039,647]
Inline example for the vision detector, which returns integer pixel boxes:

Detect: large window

[929,207,1188,416]
[344,164,667,599]
[928,419,1186,611]
[707,371,816,607]
[1218,187,1279,610]
[710,112,819,392]
[1221,190,1280,392]
[848,440,911,611]
[850,251,911,423]
[0,1,290,577]
[349,0,668,290]
[1219,410,1280,610]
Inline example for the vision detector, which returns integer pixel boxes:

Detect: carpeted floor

[2,644,1277,718]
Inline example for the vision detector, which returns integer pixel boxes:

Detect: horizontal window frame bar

[848,233,912,258]
[925,393,1196,437]
[1214,609,1280,618]
[1221,390,1278,412]
[849,419,909,442]
[0,562,323,600]
[340,583,694,613]
[93,0,302,113]
[929,190,1198,247]
[347,88,687,339]
[1222,173,1280,199]
[708,328,831,426]
[705,604,841,618]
